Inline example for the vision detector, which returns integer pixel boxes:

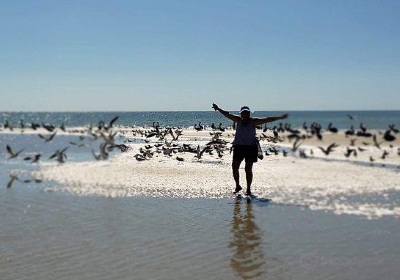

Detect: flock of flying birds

[1,115,399,189]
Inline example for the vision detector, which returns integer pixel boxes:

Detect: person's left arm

[252,114,289,126]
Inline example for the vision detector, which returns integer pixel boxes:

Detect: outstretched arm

[252,114,288,126]
[212,103,240,122]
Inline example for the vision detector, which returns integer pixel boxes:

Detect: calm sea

[1,111,399,129]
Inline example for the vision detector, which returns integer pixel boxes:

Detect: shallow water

[1,186,400,280]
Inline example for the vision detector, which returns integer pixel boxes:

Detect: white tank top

[233,119,256,145]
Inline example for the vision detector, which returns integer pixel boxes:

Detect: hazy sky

[1,0,399,111]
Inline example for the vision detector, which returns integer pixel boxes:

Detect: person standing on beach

[212,104,288,195]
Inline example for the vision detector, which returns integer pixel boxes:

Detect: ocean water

[1,111,399,129]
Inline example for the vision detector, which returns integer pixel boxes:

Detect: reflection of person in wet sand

[229,198,265,279]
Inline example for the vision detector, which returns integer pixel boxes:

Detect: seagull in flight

[7,175,19,188]
[38,131,57,143]
[372,135,384,149]
[318,143,339,156]
[24,154,41,163]
[6,145,24,159]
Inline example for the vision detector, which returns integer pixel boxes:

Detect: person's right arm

[212,103,240,122]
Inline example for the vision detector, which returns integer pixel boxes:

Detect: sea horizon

[1,109,400,113]
[1,110,399,129]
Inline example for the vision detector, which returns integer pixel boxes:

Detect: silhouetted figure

[213,103,288,195]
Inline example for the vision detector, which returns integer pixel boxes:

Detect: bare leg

[245,161,253,194]
[232,158,242,192]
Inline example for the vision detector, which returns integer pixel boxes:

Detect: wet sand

[1,186,400,280]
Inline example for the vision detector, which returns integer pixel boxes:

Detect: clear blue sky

[1,0,399,111]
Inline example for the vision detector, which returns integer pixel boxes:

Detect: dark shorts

[233,144,258,163]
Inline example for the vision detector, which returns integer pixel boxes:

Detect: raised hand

[281,114,289,120]
[212,103,219,111]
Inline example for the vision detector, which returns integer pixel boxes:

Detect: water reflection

[229,197,266,279]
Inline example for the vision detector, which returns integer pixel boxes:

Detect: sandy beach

[1,125,398,219]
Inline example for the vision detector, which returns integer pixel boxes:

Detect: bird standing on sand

[31,122,40,130]
[327,123,338,133]
[4,120,14,131]
[194,122,204,131]
[383,130,396,142]
[134,154,146,161]
[299,149,308,158]
[311,123,323,140]
[369,156,375,165]
[345,126,355,137]
[360,123,367,133]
